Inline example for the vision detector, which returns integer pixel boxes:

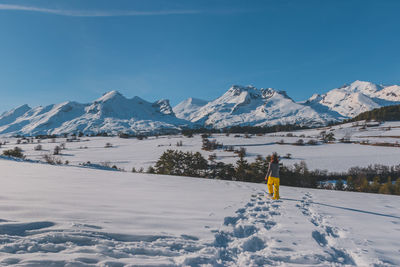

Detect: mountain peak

[173,97,208,120]
[228,85,257,94]
[347,80,380,95]
[97,90,125,102]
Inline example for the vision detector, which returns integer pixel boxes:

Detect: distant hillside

[347,104,400,122]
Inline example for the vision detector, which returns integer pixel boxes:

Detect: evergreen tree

[346,176,355,191]
[335,179,344,191]
[147,166,155,174]
[214,162,235,180]
[235,153,250,181]
[248,155,269,183]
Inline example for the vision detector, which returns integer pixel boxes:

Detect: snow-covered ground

[0,160,399,266]
[1,121,400,173]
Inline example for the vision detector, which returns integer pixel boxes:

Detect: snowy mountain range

[1,81,400,136]
[174,85,337,128]
[0,91,190,136]
[174,80,400,128]
[304,80,400,118]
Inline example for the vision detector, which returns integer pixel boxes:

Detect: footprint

[253,207,262,212]
[236,208,246,214]
[257,220,277,230]
[312,230,327,247]
[242,236,265,252]
[269,211,280,216]
[233,224,257,238]
[214,231,230,248]
[224,216,240,226]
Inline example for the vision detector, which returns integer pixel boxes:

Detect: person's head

[270,153,279,163]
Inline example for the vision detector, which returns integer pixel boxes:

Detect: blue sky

[0,0,399,112]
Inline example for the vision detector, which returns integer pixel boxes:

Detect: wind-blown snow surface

[0,160,399,266]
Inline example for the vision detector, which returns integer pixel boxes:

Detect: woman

[265,153,280,200]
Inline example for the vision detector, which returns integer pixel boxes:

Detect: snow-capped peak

[306,80,400,118]
[346,80,381,96]
[0,91,190,136]
[306,94,323,103]
[97,90,125,102]
[227,85,257,94]
[0,104,31,117]
[173,97,208,120]
[0,104,32,127]
[187,85,336,128]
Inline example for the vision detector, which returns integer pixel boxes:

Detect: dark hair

[270,153,279,163]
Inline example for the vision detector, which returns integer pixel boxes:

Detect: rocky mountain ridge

[1,81,399,136]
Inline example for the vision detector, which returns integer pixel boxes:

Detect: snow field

[2,121,400,173]
[1,160,400,266]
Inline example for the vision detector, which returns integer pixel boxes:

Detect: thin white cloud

[0,4,201,17]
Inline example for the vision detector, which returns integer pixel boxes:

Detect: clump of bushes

[42,154,63,165]
[307,139,318,145]
[2,147,24,158]
[294,139,304,146]
[276,139,285,145]
[202,137,223,151]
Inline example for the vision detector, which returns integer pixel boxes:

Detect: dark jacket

[266,162,280,178]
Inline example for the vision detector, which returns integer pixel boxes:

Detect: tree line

[150,150,400,196]
[345,104,400,122]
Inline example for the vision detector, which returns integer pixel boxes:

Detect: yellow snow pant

[267,176,280,200]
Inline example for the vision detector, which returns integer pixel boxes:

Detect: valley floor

[2,121,400,173]
[1,160,400,266]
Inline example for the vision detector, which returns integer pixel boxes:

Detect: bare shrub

[283,153,292,159]
[53,146,61,155]
[307,139,318,145]
[43,154,63,165]
[105,143,113,148]
[294,139,304,146]
[276,139,285,145]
